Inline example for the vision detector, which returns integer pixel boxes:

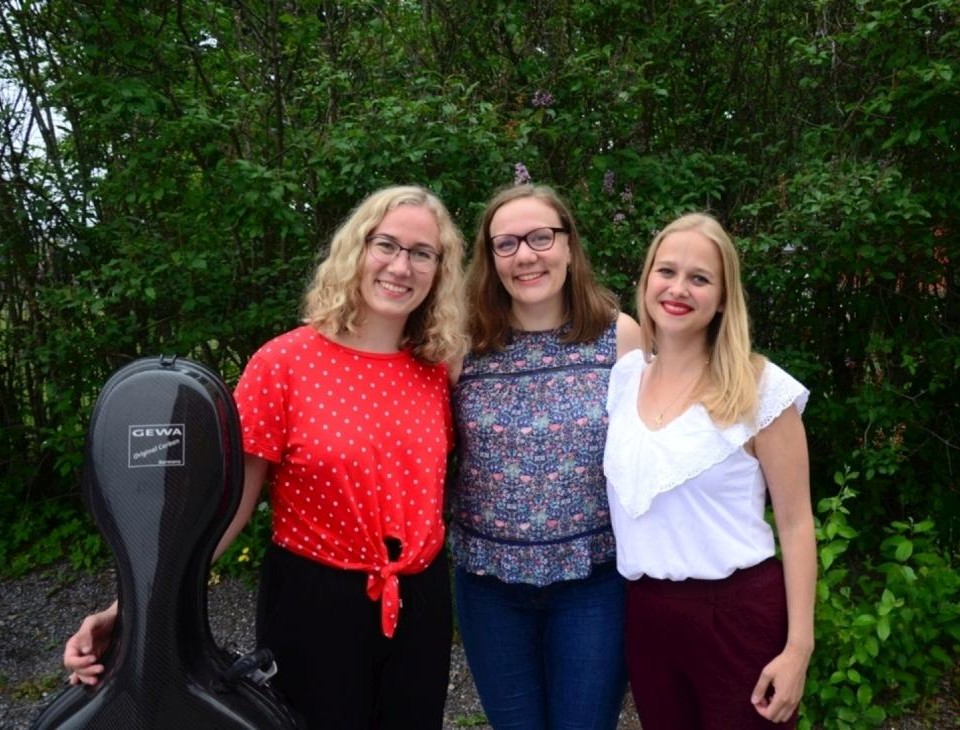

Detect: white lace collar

[604,351,809,518]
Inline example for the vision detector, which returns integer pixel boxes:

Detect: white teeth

[517,273,542,281]
[379,281,408,294]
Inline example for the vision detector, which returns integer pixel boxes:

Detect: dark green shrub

[802,469,960,729]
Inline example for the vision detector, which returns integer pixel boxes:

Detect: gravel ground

[0,564,640,729]
[2,564,955,729]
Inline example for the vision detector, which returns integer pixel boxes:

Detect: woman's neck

[652,338,710,375]
[325,318,405,354]
[509,300,566,332]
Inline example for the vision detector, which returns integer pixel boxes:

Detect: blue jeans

[455,563,627,730]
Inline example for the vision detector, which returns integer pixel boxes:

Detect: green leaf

[894,539,914,561]
[819,541,848,570]
[863,705,886,723]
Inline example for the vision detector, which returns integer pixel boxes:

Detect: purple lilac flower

[603,170,616,195]
[613,212,626,226]
[514,162,532,185]
[531,90,555,108]
[620,187,634,202]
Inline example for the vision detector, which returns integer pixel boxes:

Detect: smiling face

[358,204,441,326]
[644,228,725,344]
[489,196,571,327]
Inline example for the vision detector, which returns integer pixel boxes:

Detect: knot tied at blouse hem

[366,563,401,638]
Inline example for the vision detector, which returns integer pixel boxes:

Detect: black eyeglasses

[366,236,442,273]
[490,226,569,257]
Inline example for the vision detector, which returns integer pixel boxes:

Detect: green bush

[213,498,273,584]
[1,501,109,580]
[801,469,960,729]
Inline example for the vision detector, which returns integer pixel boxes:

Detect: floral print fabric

[449,321,618,586]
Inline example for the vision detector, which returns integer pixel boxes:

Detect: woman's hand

[64,600,118,686]
[750,642,812,722]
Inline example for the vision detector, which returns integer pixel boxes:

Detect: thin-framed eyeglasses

[490,226,569,257]
[366,236,442,273]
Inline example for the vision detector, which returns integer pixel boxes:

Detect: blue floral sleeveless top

[449,320,618,585]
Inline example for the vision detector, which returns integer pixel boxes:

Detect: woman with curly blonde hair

[64,185,468,729]
[302,185,467,364]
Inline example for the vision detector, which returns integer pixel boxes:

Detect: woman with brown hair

[449,183,642,729]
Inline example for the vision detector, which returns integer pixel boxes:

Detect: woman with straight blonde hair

[64,185,468,729]
[604,212,816,729]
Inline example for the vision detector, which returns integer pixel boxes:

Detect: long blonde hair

[466,184,618,353]
[637,213,764,425]
[301,185,468,364]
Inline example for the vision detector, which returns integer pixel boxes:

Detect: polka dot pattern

[234,326,452,636]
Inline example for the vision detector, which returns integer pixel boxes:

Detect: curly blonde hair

[637,212,765,425]
[301,185,468,364]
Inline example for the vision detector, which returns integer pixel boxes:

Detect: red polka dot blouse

[234,326,453,636]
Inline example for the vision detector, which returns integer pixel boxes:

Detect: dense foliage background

[2,1,958,726]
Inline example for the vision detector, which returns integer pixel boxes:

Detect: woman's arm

[751,405,817,722]
[214,454,270,562]
[615,312,643,360]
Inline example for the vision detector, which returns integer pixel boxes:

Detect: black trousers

[256,544,452,730]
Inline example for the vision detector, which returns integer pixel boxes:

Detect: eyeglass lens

[491,227,565,257]
[367,238,440,271]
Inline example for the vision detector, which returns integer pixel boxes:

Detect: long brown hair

[466,184,618,354]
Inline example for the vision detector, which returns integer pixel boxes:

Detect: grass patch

[6,672,63,702]
[451,713,488,727]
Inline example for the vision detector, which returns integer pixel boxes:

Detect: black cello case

[32,356,301,729]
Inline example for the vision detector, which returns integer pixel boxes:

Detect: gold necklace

[649,361,708,428]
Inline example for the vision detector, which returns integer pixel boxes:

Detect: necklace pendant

[654,413,663,427]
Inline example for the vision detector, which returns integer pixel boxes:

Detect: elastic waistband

[630,557,782,600]
[454,519,612,547]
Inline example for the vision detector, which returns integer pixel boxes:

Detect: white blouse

[603,350,809,581]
